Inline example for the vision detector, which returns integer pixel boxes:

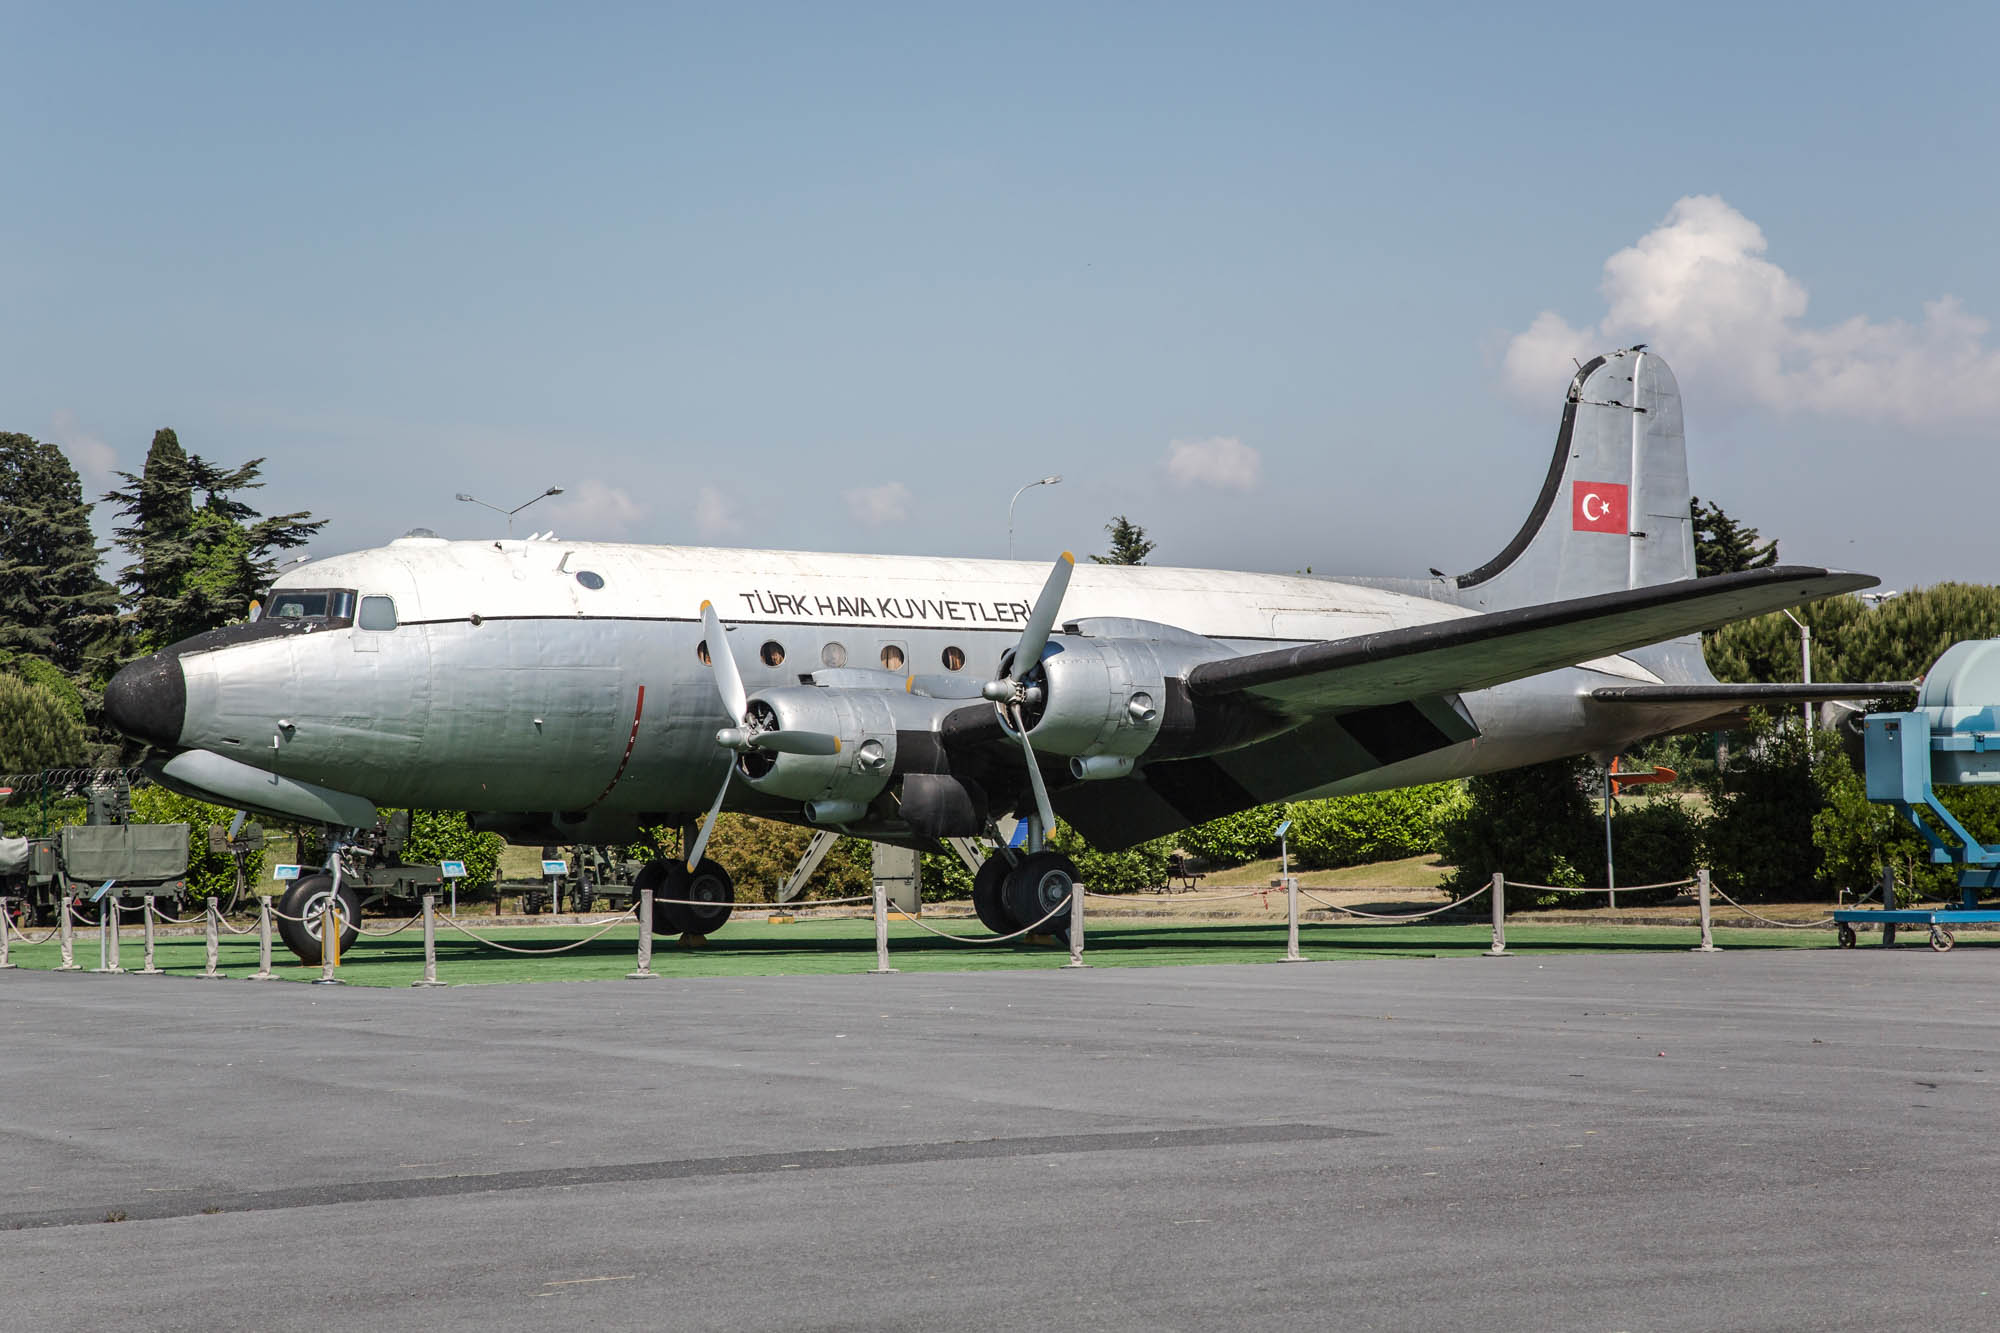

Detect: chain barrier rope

[1298,881,1491,921]
[1080,884,1294,905]
[1704,882,1835,929]
[1501,877,1696,895]
[891,893,1074,945]
[432,911,635,955]
[350,912,429,939]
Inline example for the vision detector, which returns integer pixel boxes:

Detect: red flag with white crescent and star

[1571,481,1628,534]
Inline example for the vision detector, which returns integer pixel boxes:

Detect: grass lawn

[1,912,1852,988]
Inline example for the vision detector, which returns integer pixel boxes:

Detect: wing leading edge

[1184,565,1879,712]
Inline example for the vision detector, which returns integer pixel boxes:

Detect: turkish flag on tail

[1571,481,1628,533]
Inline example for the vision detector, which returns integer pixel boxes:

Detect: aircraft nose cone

[104,652,187,750]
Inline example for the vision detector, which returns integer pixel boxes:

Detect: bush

[400,810,504,889]
[1288,784,1458,869]
[1605,795,1701,905]
[129,784,262,902]
[1180,805,1286,865]
[1697,714,1824,901]
[1436,759,1601,910]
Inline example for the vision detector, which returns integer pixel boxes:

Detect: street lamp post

[1008,475,1062,560]
[1781,607,1813,748]
[456,485,565,537]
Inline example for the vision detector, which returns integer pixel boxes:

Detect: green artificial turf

[0,912,1857,988]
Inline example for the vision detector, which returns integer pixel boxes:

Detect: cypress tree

[1090,515,1156,566]
[1691,495,1778,578]
[0,433,119,675]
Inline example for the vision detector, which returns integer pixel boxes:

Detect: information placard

[273,864,302,880]
[440,860,467,878]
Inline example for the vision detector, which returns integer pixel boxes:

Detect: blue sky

[5,2,1995,591]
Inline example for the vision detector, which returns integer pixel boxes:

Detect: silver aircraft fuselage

[140,534,1716,821]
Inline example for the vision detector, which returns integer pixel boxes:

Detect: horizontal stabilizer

[1185,566,1877,711]
[1589,683,1915,704]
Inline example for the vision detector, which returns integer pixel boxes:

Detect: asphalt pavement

[3,948,1995,1330]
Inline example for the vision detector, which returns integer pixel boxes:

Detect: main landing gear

[276,873,362,966]
[635,857,736,938]
[972,845,1078,946]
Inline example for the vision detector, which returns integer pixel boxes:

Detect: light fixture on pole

[455,485,565,537]
[1008,475,1062,559]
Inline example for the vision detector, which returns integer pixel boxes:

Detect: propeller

[979,552,1075,833]
[686,601,843,869]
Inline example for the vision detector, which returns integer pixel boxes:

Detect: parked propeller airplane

[105,347,1905,953]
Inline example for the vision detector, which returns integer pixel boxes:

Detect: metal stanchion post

[1064,880,1088,968]
[413,893,445,987]
[200,899,222,978]
[1281,874,1306,962]
[626,888,657,979]
[1485,872,1508,957]
[94,898,124,974]
[1693,868,1718,953]
[57,896,78,971]
[870,880,898,974]
[0,898,14,970]
[312,901,344,986]
[249,895,276,980]
[140,896,162,974]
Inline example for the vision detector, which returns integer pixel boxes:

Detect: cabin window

[941,646,966,671]
[696,640,711,666]
[879,643,906,671]
[358,596,398,631]
[821,642,847,668]
[760,641,786,667]
[575,570,604,590]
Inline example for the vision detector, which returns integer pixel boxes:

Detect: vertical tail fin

[1456,346,1695,611]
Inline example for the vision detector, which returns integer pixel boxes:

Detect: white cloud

[693,485,739,538]
[1502,195,2000,427]
[546,478,643,536]
[47,410,120,489]
[1164,435,1260,491]
[843,481,912,527]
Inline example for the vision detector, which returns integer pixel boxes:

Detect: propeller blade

[906,674,986,700]
[1010,703,1057,834]
[701,600,748,723]
[685,764,732,871]
[1009,551,1074,684]
[747,730,842,756]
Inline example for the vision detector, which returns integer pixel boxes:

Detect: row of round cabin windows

[693,640,969,672]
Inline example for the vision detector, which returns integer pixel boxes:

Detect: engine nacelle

[735,687,901,809]
[1013,629,1218,760]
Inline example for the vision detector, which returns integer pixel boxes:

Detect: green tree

[401,810,504,888]
[0,673,88,772]
[105,430,325,651]
[1696,712,1823,900]
[1706,583,2000,686]
[634,815,875,902]
[128,784,265,902]
[0,433,119,676]
[1090,516,1156,566]
[1692,495,1778,578]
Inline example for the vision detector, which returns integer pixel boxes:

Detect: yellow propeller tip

[699,599,712,612]
[834,738,843,752]
[1060,551,1074,564]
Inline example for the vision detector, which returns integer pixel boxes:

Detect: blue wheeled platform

[1831,907,2000,952]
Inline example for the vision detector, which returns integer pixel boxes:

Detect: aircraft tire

[971,856,1015,935]
[1001,851,1077,946]
[276,874,362,965]
[636,858,685,935]
[674,858,735,935]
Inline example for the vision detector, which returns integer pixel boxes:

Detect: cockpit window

[358,596,398,631]
[266,589,356,622]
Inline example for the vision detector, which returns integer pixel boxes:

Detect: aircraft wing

[1183,565,1877,713]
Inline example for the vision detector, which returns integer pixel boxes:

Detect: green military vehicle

[0,771,190,928]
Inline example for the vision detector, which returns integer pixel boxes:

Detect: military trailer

[0,772,189,928]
